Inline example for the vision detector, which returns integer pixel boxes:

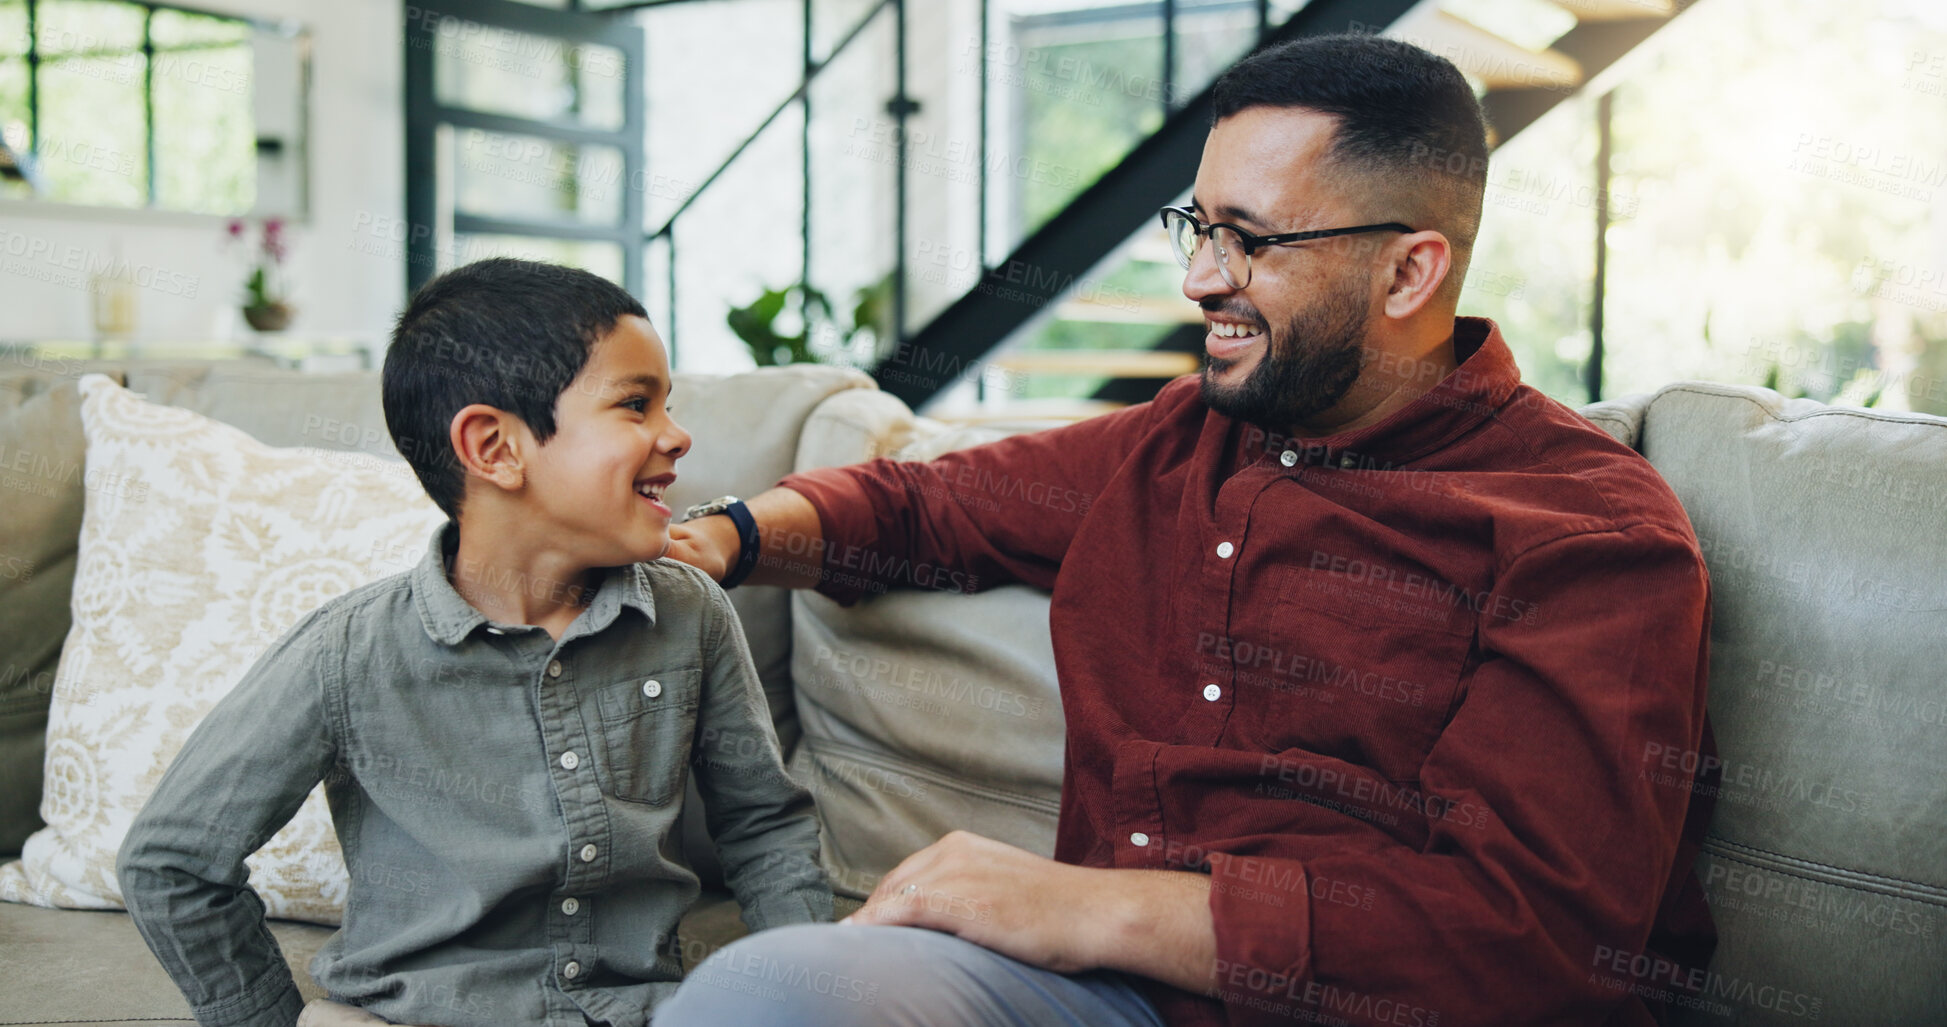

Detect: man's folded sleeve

[115,606,342,1027]
[775,393,1168,605]
[1205,524,1713,1026]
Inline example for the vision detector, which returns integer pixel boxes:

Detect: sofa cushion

[123,364,396,454]
[0,900,332,1026]
[0,375,446,921]
[1576,393,1646,447]
[0,382,87,856]
[644,365,874,887]
[660,365,877,753]
[1619,383,1947,1024]
[0,360,358,861]
[0,357,270,415]
[0,887,848,1025]
[788,391,1067,898]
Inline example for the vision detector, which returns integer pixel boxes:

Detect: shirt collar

[412,521,659,647]
[1230,316,1523,472]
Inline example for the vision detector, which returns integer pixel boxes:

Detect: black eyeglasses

[1158,205,1414,289]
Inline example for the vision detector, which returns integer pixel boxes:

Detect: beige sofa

[1,359,1942,1025]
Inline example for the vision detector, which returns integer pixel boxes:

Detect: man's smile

[1205,315,1265,360]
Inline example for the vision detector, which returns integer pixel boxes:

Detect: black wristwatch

[683,496,760,589]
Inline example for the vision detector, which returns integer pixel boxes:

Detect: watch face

[683,496,738,522]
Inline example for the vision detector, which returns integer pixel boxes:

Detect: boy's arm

[116,606,342,1027]
[687,578,833,929]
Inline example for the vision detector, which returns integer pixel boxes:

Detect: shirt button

[1130,832,1150,847]
[1203,683,1222,701]
[547,660,563,678]
[561,897,580,916]
[485,626,506,635]
[559,751,579,770]
[642,679,662,698]
[1339,454,1357,469]
[562,960,580,980]
[1215,541,1234,559]
[1279,449,1297,467]
[579,843,598,863]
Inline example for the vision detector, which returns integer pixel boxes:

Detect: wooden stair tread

[990,350,1202,378]
[1389,7,1582,90]
[1540,0,1676,21]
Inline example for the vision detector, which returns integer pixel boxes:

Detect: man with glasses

[659,32,1716,1027]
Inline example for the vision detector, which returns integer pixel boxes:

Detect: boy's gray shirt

[117,522,831,1027]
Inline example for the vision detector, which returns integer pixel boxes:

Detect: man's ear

[1382,231,1453,320]
[449,404,526,493]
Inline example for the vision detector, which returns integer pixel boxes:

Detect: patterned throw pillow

[0,374,446,924]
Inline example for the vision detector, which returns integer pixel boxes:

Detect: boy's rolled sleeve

[116,606,342,1027]
[689,582,832,931]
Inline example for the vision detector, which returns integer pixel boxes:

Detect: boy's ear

[449,404,526,492]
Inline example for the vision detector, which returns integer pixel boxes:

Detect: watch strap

[719,500,761,589]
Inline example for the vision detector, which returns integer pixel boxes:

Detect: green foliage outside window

[1018,31,1164,236]
[1468,0,1947,414]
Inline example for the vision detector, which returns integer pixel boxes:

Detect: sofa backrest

[790,389,1071,898]
[8,356,1941,1023]
[0,359,871,866]
[0,375,90,855]
[1584,382,1947,1024]
[657,365,877,752]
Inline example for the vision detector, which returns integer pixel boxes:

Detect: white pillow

[0,374,446,923]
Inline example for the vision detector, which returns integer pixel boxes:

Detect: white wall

[0,0,405,347]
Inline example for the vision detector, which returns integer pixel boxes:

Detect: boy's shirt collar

[412,521,659,647]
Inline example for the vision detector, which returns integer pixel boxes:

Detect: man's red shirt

[778,318,1716,1025]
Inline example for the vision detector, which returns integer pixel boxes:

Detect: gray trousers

[652,924,1165,1026]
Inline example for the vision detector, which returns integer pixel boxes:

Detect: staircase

[873,0,1695,418]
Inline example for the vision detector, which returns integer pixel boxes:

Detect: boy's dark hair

[1211,33,1489,288]
[382,258,647,519]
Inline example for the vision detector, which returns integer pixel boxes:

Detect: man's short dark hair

[382,258,648,519]
[1211,33,1489,281]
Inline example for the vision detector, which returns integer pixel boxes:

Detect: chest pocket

[594,667,703,806]
[1248,564,1480,781]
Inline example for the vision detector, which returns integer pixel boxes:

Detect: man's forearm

[682,487,827,589]
[743,487,829,588]
[1092,868,1218,994]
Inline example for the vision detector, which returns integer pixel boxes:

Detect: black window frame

[402,0,647,301]
[1,0,274,211]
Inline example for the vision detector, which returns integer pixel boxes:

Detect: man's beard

[1198,276,1369,431]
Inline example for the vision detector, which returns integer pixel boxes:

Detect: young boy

[117,259,831,1027]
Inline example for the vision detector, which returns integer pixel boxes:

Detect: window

[1465,0,1947,415]
[0,0,300,216]
[403,0,644,297]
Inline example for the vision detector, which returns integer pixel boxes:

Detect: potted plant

[228,218,294,332]
[725,274,893,368]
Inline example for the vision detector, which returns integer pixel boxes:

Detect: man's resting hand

[841,830,1218,993]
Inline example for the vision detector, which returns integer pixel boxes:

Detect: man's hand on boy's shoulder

[665,517,736,582]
